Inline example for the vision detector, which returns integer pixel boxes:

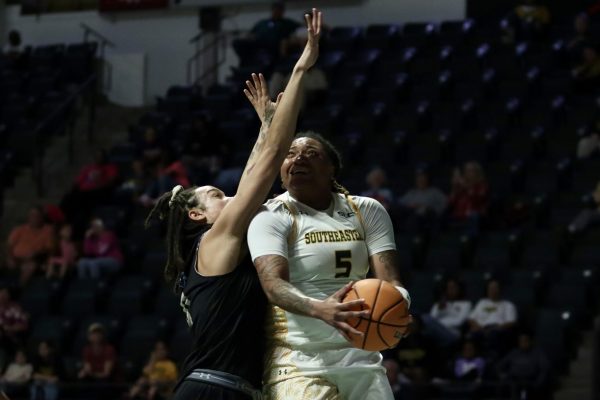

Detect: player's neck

[288,189,332,211]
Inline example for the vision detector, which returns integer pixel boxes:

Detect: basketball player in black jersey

[145,9,367,400]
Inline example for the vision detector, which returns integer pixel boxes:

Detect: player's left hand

[294,8,322,72]
[243,73,283,125]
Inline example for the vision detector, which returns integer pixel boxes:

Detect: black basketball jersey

[177,231,268,389]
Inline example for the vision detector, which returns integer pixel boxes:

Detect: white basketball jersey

[247,192,396,350]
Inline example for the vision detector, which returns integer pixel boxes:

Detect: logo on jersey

[304,229,363,244]
[337,210,356,218]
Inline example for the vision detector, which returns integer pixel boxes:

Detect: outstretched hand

[243,73,283,125]
[315,281,370,342]
[295,8,323,72]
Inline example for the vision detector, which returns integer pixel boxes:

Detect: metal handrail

[80,23,116,49]
[186,30,243,86]
[32,74,98,195]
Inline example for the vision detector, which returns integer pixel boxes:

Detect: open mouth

[290,169,308,176]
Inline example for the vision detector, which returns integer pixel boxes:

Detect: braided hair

[145,185,206,292]
[295,131,350,195]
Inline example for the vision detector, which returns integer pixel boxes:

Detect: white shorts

[263,345,393,400]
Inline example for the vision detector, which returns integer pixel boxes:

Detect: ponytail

[145,186,203,292]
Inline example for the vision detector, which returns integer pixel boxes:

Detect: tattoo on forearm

[243,106,275,176]
[263,106,275,125]
[256,256,314,316]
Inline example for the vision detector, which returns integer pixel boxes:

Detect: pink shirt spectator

[83,231,123,264]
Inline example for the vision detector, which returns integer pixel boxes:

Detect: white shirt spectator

[469,299,517,327]
[430,300,472,332]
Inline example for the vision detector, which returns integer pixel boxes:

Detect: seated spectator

[6,206,55,286]
[468,280,517,354]
[30,340,63,400]
[361,167,395,210]
[572,44,600,93]
[248,2,301,60]
[568,181,600,234]
[139,149,190,207]
[577,119,600,159]
[269,17,328,109]
[77,218,123,279]
[77,323,116,382]
[399,167,447,233]
[60,150,119,238]
[382,358,402,399]
[503,0,551,42]
[497,332,549,400]
[45,224,77,279]
[567,13,591,64]
[4,30,23,59]
[0,287,29,345]
[0,349,32,398]
[448,161,489,234]
[116,159,149,203]
[136,127,164,168]
[127,341,178,400]
[426,278,472,347]
[454,341,485,382]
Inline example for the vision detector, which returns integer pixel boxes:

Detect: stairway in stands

[0,102,147,238]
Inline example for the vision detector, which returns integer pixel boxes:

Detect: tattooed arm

[369,250,402,287]
[254,254,369,340]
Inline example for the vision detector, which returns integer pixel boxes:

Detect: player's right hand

[315,281,370,342]
[294,8,322,72]
[243,73,283,125]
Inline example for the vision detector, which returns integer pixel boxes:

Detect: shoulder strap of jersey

[274,194,298,247]
[343,194,366,239]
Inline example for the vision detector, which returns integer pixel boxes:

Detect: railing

[32,74,98,196]
[186,30,233,89]
[80,23,115,92]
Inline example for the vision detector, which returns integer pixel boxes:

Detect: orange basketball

[343,279,411,351]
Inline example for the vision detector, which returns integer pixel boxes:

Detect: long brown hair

[145,186,205,291]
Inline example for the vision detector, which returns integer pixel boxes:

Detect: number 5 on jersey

[335,250,352,278]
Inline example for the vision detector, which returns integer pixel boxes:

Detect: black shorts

[173,380,253,400]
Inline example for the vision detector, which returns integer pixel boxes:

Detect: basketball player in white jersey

[247,132,412,399]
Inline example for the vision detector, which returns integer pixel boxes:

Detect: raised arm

[209,8,323,238]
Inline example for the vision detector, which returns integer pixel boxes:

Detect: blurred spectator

[136,127,164,168]
[6,206,55,286]
[399,167,447,233]
[60,150,119,238]
[567,13,591,63]
[503,0,551,42]
[0,329,14,373]
[396,315,435,385]
[426,278,472,347]
[249,2,301,59]
[29,341,64,400]
[0,287,29,344]
[77,218,123,279]
[116,159,149,204]
[448,162,489,234]
[577,119,600,159]
[568,181,600,233]
[139,149,190,208]
[497,332,549,400]
[361,167,394,210]
[127,341,178,400]
[454,341,485,381]
[0,349,32,398]
[572,44,600,93]
[382,358,402,399]
[77,323,116,382]
[4,30,23,60]
[468,280,517,354]
[45,224,77,279]
[269,16,328,109]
